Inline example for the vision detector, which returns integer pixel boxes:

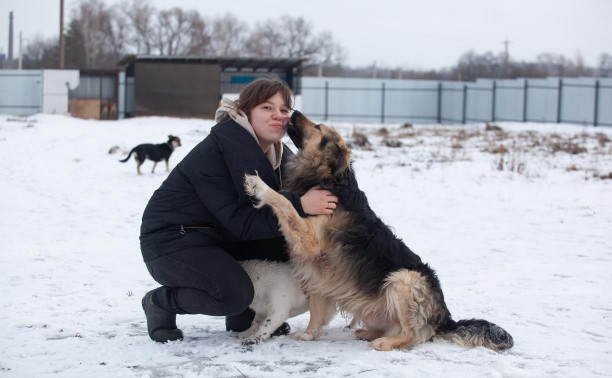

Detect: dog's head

[167,135,182,149]
[287,111,351,182]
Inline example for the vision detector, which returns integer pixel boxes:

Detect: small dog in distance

[119,135,181,175]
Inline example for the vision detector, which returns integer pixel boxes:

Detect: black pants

[144,237,288,328]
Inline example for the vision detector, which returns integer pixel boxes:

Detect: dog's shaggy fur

[237,260,309,345]
[119,135,181,175]
[243,110,514,351]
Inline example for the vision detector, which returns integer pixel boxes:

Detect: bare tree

[68,0,115,68]
[151,7,210,56]
[103,6,130,60]
[314,31,345,65]
[22,34,58,68]
[64,18,87,68]
[536,53,570,77]
[452,50,503,81]
[597,53,612,77]
[208,13,248,56]
[155,8,185,55]
[62,0,138,68]
[182,12,211,55]
[122,0,156,55]
[281,17,318,58]
[245,15,345,66]
[244,22,285,57]
[574,51,588,76]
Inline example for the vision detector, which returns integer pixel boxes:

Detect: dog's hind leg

[355,328,385,341]
[244,174,323,261]
[345,316,361,331]
[368,290,416,351]
[291,293,335,341]
[369,270,436,351]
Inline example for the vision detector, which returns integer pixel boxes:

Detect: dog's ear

[329,142,350,176]
[321,147,352,194]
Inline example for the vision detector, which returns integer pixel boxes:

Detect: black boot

[270,322,291,337]
[225,307,291,336]
[225,308,255,332]
[142,289,183,343]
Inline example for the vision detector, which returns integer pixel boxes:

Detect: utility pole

[18,31,23,70]
[8,11,14,62]
[503,37,511,78]
[59,0,65,68]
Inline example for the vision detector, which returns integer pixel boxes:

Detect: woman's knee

[217,275,254,315]
[185,268,254,316]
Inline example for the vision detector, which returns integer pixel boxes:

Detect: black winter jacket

[139,118,304,261]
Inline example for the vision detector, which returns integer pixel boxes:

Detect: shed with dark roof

[120,55,304,118]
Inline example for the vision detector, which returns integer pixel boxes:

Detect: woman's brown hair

[235,76,294,116]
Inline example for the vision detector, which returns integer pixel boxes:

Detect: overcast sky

[1,0,611,70]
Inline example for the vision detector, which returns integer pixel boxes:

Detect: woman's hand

[300,186,339,215]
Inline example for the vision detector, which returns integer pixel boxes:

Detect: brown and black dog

[244,111,513,351]
[119,135,181,175]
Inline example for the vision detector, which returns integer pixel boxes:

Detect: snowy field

[1,114,611,377]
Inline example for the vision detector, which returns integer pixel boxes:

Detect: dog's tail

[119,148,136,163]
[433,318,514,351]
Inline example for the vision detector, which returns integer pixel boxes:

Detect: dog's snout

[290,110,303,125]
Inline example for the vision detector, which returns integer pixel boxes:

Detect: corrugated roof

[119,55,306,71]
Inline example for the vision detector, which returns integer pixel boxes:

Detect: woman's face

[248,91,291,152]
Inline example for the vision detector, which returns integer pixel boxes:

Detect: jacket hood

[215,97,283,170]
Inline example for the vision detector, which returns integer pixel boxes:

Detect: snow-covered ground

[1,114,611,377]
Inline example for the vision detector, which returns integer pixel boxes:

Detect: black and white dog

[119,135,181,175]
[237,260,309,345]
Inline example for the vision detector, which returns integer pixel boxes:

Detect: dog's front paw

[369,337,394,351]
[241,336,262,346]
[290,331,315,341]
[238,330,254,339]
[244,174,268,207]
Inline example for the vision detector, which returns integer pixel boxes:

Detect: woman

[140,77,338,343]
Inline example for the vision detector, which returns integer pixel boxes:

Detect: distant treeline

[5,0,612,80]
[334,50,612,81]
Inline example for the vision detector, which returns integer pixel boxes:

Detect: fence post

[593,80,600,127]
[39,70,44,114]
[557,79,563,123]
[437,82,442,124]
[99,73,103,119]
[462,84,467,124]
[123,73,128,119]
[491,80,497,122]
[523,79,529,122]
[324,81,329,121]
[381,82,386,124]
